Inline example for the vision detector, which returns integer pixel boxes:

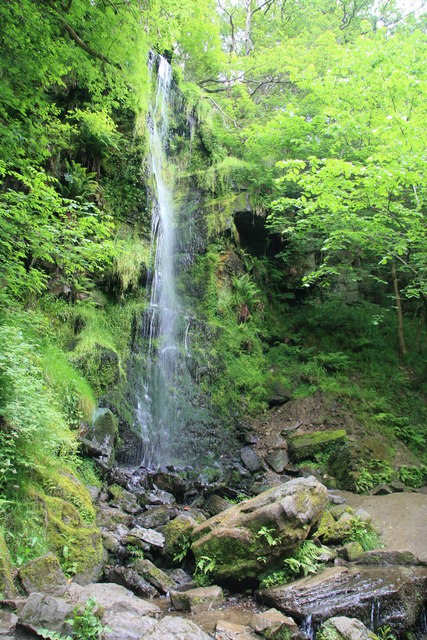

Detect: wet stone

[126,526,165,550]
[133,558,178,593]
[0,611,18,638]
[240,447,262,472]
[251,608,297,636]
[265,450,289,473]
[103,565,158,598]
[134,504,177,529]
[170,585,223,613]
[216,619,259,639]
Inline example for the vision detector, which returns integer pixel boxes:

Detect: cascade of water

[136,55,181,469]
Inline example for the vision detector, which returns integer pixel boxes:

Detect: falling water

[136,55,182,469]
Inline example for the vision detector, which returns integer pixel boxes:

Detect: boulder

[354,550,420,566]
[168,567,193,586]
[134,504,177,529]
[170,585,223,613]
[192,477,327,585]
[240,447,262,472]
[33,490,105,585]
[142,487,176,506]
[103,610,157,640]
[133,558,178,593]
[0,532,16,598]
[0,610,18,639]
[269,381,292,407]
[162,514,197,562]
[287,430,346,462]
[96,503,133,529]
[84,407,118,463]
[259,565,427,636]
[19,554,68,596]
[143,615,212,640]
[251,608,297,637]
[68,581,160,615]
[317,512,359,545]
[318,617,379,640]
[108,484,141,515]
[340,542,364,562]
[216,620,259,639]
[103,565,158,598]
[265,450,290,474]
[19,593,73,636]
[101,528,124,555]
[126,526,165,551]
[205,494,231,516]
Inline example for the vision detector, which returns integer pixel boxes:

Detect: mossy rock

[317,512,358,545]
[108,483,139,514]
[19,553,68,596]
[192,477,327,585]
[0,531,16,598]
[162,514,196,562]
[41,467,96,524]
[316,510,336,539]
[31,489,105,585]
[287,430,347,462]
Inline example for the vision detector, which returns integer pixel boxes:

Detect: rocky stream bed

[1,411,426,640]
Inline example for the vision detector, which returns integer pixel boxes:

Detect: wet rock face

[259,565,427,636]
[192,477,327,585]
[82,407,118,464]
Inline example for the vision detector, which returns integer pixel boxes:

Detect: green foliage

[0,324,76,492]
[347,518,382,551]
[377,626,396,640]
[71,597,106,640]
[398,465,427,488]
[3,499,49,567]
[194,555,216,586]
[256,526,281,547]
[173,538,192,564]
[38,597,108,640]
[260,540,324,588]
[283,540,324,578]
[353,459,394,494]
[75,459,102,490]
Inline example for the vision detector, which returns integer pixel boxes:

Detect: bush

[0,324,76,493]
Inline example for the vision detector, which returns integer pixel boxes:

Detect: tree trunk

[245,0,252,55]
[391,261,407,356]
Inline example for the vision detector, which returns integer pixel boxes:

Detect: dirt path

[339,491,427,562]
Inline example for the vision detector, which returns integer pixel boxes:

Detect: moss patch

[30,488,104,584]
[288,430,347,462]
[0,531,16,597]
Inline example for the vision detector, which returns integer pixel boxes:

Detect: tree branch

[44,0,122,69]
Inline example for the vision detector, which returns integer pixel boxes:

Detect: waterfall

[136,55,182,469]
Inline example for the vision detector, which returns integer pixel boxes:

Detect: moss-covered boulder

[19,553,68,596]
[31,489,105,585]
[318,512,358,545]
[287,430,346,462]
[83,407,118,464]
[108,484,140,515]
[0,531,16,598]
[162,514,197,563]
[192,477,327,585]
[41,467,96,524]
